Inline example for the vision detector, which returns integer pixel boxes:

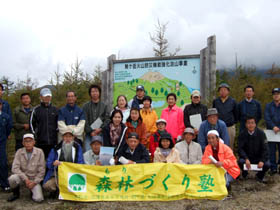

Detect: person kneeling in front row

[43,129,84,198]
[7,134,45,202]
[202,130,240,191]
[117,132,150,164]
[153,132,181,163]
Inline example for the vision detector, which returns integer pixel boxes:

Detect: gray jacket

[175,141,202,164]
[12,147,46,184]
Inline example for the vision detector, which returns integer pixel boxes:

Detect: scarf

[62,141,74,162]
[131,120,138,128]
[110,123,122,146]
[160,148,171,157]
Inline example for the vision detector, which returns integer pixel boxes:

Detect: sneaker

[4,187,11,192]
[7,194,20,202]
[255,176,268,184]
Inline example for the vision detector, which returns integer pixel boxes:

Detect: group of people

[0,82,279,202]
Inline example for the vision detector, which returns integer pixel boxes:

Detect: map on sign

[113,57,200,116]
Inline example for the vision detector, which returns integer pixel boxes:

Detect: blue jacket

[58,104,85,125]
[0,112,12,141]
[43,141,84,184]
[264,101,280,129]
[213,97,238,127]
[1,99,12,123]
[198,119,230,152]
[237,99,262,132]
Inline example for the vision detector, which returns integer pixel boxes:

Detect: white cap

[207,130,219,137]
[191,90,201,97]
[40,88,52,97]
[156,118,167,124]
[23,133,35,140]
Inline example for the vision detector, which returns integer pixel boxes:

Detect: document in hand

[100,146,114,165]
[190,114,202,130]
[90,117,103,130]
[264,129,280,142]
[243,164,262,171]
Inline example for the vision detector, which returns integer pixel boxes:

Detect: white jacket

[175,140,202,164]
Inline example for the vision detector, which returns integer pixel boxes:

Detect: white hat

[23,133,35,140]
[40,88,52,97]
[191,90,201,97]
[207,130,219,137]
[156,119,167,124]
[183,127,195,135]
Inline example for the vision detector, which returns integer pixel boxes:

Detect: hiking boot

[7,186,20,202]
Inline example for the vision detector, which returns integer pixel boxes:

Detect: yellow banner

[58,162,227,201]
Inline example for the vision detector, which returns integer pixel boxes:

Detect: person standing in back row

[213,83,238,150]
[264,88,280,175]
[237,85,262,133]
[30,88,58,158]
[83,84,110,152]
[13,93,33,151]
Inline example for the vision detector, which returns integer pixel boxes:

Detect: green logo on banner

[68,173,86,192]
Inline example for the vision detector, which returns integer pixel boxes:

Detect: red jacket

[149,130,175,158]
[202,141,240,179]
[160,105,185,140]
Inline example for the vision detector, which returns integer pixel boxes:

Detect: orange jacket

[202,141,240,179]
[140,109,158,134]
[125,120,147,145]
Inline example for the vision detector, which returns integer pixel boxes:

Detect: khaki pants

[227,125,236,150]
[43,177,57,192]
[8,174,44,202]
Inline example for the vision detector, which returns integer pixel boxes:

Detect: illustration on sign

[113,57,200,116]
[68,173,87,193]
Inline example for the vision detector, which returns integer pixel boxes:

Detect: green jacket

[13,105,33,140]
[82,100,110,135]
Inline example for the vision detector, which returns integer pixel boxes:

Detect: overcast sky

[1,0,280,86]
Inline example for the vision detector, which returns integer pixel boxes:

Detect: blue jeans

[268,142,280,171]
[225,173,234,187]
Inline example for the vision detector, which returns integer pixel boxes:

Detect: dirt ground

[1,172,280,210]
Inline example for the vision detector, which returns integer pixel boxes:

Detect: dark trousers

[268,142,280,171]
[37,145,54,160]
[238,158,270,180]
[15,139,24,151]
[0,139,9,188]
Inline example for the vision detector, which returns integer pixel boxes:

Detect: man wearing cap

[117,132,150,164]
[83,136,103,165]
[198,108,230,152]
[30,88,58,158]
[238,116,270,182]
[175,127,202,164]
[149,119,174,159]
[0,99,13,191]
[202,130,240,189]
[264,88,280,174]
[13,93,33,151]
[7,134,45,202]
[129,85,146,109]
[58,91,85,144]
[213,83,238,150]
[183,90,208,137]
[0,83,13,123]
[43,129,84,197]
[237,85,262,133]
[83,84,110,152]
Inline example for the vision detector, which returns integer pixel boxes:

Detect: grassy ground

[3,135,280,210]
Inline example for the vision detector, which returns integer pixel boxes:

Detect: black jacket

[30,102,58,146]
[183,102,208,127]
[238,127,269,163]
[117,143,150,164]
[102,123,127,156]
[213,97,238,127]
